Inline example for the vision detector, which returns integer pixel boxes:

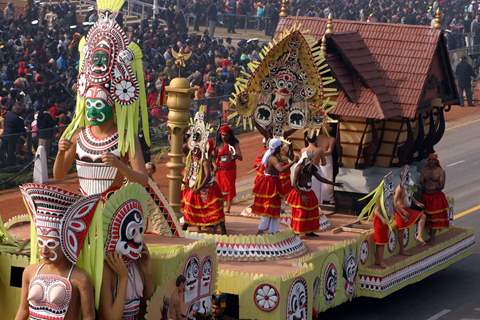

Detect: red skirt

[216,165,237,201]
[286,189,319,234]
[278,171,292,198]
[373,214,389,245]
[252,174,281,218]
[395,208,423,229]
[254,163,265,186]
[182,183,225,226]
[422,192,449,229]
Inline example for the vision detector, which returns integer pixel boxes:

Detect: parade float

[0,3,475,320]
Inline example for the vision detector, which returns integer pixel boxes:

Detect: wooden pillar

[166,78,193,216]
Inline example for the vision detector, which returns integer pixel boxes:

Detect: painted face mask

[91,49,110,75]
[86,98,113,126]
[116,208,145,260]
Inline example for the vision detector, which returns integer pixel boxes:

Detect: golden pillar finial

[320,35,327,58]
[166,77,193,216]
[325,13,333,34]
[279,0,288,18]
[432,7,441,29]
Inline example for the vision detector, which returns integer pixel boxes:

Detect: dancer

[252,138,294,234]
[287,152,341,238]
[316,126,336,204]
[51,0,151,305]
[301,132,327,204]
[99,184,155,319]
[420,153,449,242]
[359,173,395,268]
[215,124,242,214]
[17,184,96,320]
[182,110,226,234]
[394,184,427,250]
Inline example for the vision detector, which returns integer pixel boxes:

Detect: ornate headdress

[358,172,395,229]
[103,183,150,264]
[62,0,150,156]
[229,25,337,138]
[186,106,213,159]
[20,184,100,264]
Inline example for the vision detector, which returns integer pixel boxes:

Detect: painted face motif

[200,258,212,296]
[38,236,61,263]
[274,71,296,96]
[324,263,337,303]
[184,257,200,304]
[86,98,113,126]
[287,278,308,320]
[116,208,144,260]
[343,250,358,297]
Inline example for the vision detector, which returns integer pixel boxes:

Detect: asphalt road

[322,118,480,320]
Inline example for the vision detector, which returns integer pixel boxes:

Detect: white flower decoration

[115,80,136,102]
[360,240,369,264]
[78,73,87,95]
[255,284,279,312]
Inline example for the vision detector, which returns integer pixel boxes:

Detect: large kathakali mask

[105,199,145,261]
[78,6,138,106]
[229,25,337,138]
[103,183,150,263]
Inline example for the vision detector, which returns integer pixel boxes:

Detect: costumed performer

[394,165,427,250]
[278,139,294,200]
[16,184,97,320]
[301,132,327,205]
[182,109,226,234]
[287,151,341,238]
[420,153,449,242]
[316,125,336,205]
[99,184,154,319]
[359,173,395,268]
[52,0,151,306]
[215,124,242,214]
[252,138,294,234]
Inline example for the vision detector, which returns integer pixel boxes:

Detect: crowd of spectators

[0,0,266,169]
[1,0,480,169]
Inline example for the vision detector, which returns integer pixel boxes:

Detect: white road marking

[475,308,480,311]
[426,309,452,320]
[447,160,465,167]
[446,117,480,131]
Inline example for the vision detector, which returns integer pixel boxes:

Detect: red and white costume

[215,140,237,202]
[252,139,283,233]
